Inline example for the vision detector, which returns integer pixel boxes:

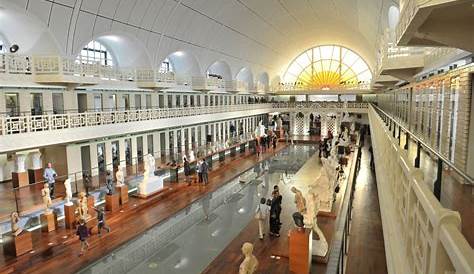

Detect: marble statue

[189,150,196,162]
[64,178,73,206]
[239,242,258,274]
[77,192,88,220]
[254,120,266,138]
[303,187,329,257]
[10,212,23,236]
[138,154,163,197]
[350,122,356,135]
[116,168,125,187]
[41,183,52,214]
[291,186,306,214]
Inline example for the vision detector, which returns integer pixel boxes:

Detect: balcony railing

[270,82,371,93]
[0,54,259,92]
[272,102,369,110]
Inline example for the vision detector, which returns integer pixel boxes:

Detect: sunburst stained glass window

[282,45,372,90]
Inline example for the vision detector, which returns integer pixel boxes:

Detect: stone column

[90,143,99,176]
[105,141,113,170]
[131,137,138,165]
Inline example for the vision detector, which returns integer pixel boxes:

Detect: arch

[0,2,61,54]
[388,6,400,30]
[165,50,202,77]
[282,45,372,90]
[236,67,254,91]
[74,32,152,68]
[256,72,270,92]
[207,60,232,80]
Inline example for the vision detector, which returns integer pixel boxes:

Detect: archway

[207,60,232,80]
[236,67,254,91]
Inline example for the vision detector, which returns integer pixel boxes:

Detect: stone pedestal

[64,204,76,229]
[87,196,95,209]
[137,175,165,199]
[105,193,120,212]
[41,212,57,232]
[289,228,312,274]
[115,185,129,204]
[11,172,29,188]
[3,231,33,257]
[28,168,43,184]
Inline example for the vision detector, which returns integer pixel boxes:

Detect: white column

[180,129,186,152]
[142,134,148,156]
[105,141,113,169]
[153,132,160,156]
[164,130,170,155]
[66,145,82,180]
[131,137,138,165]
[19,92,30,114]
[151,94,159,108]
[118,139,126,168]
[43,90,53,114]
[90,143,99,176]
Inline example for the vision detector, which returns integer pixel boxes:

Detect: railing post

[398,126,401,145]
[392,122,396,138]
[414,141,421,168]
[404,132,409,150]
[434,158,442,201]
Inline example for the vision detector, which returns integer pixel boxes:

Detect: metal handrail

[371,103,474,185]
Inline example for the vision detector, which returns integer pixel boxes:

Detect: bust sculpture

[116,168,125,187]
[77,192,88,220]
[239,242,258,274]
[41,183,52,214]
[10,212,23,236]
[64,178,73,206]
[291,186,306,214]
[189,150,196,162]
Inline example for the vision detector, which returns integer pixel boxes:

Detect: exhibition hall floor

[0,143,286,274]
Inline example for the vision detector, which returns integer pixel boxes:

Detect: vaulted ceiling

[0,0,397,78]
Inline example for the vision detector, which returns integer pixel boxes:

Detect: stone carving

[77,192,88,220]
[303,187,329,257]
[239,242,258,274]
[41,183,52,214]
[291,186,306,214]
[189,150,196,162]
[64,178,73,206]
[116,168,125,187]
[138,154,163,197]
[350,122,356,135]
[254,120,266,138]
[11,212,23,236]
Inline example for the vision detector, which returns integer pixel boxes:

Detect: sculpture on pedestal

[77,192,88,220]
[254,120,266,138]
[239,242,258,274]
[350,122,356,135]
[138,154,163,197]
[291,186,306,214]
[64,178,73,206]
[116,168,125,187]
[303,188,329,257]
[10,212,23,236]
[105,170,114,195]
[189,150,196,162]
[41,183,52,214]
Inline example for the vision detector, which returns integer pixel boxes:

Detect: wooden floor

[345,138,387,274]
[0,144,286,274]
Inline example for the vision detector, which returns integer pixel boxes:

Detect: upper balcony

[269,81,372,95]
[396,0,474,52]
[376,29,426,82]
[0,54,257,93]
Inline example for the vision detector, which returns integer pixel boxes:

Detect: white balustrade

[369,104,474,274]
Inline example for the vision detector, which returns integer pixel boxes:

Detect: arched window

[282,45,372,90]
[77,40,114,66]
[388,6,400,30]
[159,58,173,73]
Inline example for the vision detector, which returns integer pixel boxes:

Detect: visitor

[183,157,191,186]
[76,218,89,256]
[256,197,268,240]
[43,162,57,199]
[93,207,110,237]
[83,171,92,196]
[319,141,324,157]
[201,158,209,185]
[269,189,282,237]
[197,159,203,183]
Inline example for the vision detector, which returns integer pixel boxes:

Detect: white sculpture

[14,154,26,173]
[116,168,125,187]
[77,192,88,220]
[189,150,196,162]
[254,120,266,138]
[64,178,73,206]
[350,122,356,135]
[303,187,329,257]
[291,186,306,214]
[41,183,52,214]
[138,154,163,197]
[239,242,258,274]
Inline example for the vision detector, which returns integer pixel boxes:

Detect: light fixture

[9,44,19,53]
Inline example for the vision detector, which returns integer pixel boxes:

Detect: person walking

[76,218,90,256]
[43,162,57,199]
[93,207,111,237]
[201,158,209,185]
[183,157,191,186]
[256,197,268,240]
[196,159,203,183]
[269,190,282,237]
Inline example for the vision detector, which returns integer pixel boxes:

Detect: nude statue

[64,178,73,206]
[77,192,88,220]
[116,168,125,187]
[10,212,23,236]
[239,242,258,274]
[41,183,52,214]
[291,186,306,214]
